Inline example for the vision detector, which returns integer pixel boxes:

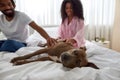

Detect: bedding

[0,27,120,80]
[0,41,120,80]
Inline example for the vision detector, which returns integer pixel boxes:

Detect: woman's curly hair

[61,0,84,23]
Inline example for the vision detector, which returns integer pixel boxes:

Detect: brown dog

[11,42,99,69]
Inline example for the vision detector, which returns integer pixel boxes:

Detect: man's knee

[0,40,26,52]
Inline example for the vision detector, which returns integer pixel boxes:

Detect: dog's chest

[48,43,73,57]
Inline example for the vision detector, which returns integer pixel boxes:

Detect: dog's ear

[86,62,99,69]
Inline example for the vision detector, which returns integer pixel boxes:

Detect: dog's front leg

[14,57,53,65]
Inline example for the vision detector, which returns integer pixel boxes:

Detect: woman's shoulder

[74,16,84,21]
[73,16,84,23]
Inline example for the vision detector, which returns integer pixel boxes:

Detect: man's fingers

[47,38,57,47]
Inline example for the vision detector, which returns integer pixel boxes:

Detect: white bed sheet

[0,41,120,80]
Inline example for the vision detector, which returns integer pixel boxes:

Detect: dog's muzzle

[61,53,70,61]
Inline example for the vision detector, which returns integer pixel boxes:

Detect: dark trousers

[0,39,27,52]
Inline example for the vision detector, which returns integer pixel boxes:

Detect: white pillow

[27,25,88,46]
[26,27,59,46]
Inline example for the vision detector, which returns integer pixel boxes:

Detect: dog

[11,42,99,69]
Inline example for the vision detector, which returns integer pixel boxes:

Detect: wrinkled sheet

[0,41,120,80]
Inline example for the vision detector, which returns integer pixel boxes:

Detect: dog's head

[60,48,88,68]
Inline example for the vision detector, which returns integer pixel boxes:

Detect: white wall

[111,0,120,52]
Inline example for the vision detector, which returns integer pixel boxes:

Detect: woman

[58,0,85,48]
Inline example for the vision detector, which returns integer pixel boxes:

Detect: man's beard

[2,9,15,18]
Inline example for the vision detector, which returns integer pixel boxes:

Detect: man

[0,0,56,52]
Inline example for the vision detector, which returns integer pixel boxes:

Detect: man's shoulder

[15,11,30,19]
[0,14,3,18]
[0,14,4,21]
[15,11,26,16]
[15,11,32,23]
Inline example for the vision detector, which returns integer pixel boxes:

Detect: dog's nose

[61,54,69,61]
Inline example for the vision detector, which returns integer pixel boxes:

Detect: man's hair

[11,0,15,7]
[61,0,84,23]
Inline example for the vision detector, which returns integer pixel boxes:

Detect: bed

[0,27,120,80]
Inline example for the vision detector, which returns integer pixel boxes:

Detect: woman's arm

[73,19,85,48]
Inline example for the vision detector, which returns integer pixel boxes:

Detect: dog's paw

[10,57,23,63]
[13,60,26,65]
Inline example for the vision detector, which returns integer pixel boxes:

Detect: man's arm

[29,21,57,46]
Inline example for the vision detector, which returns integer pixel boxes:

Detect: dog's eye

[73,50,79,56]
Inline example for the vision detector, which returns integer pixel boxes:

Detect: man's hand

[47,37,57,47]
